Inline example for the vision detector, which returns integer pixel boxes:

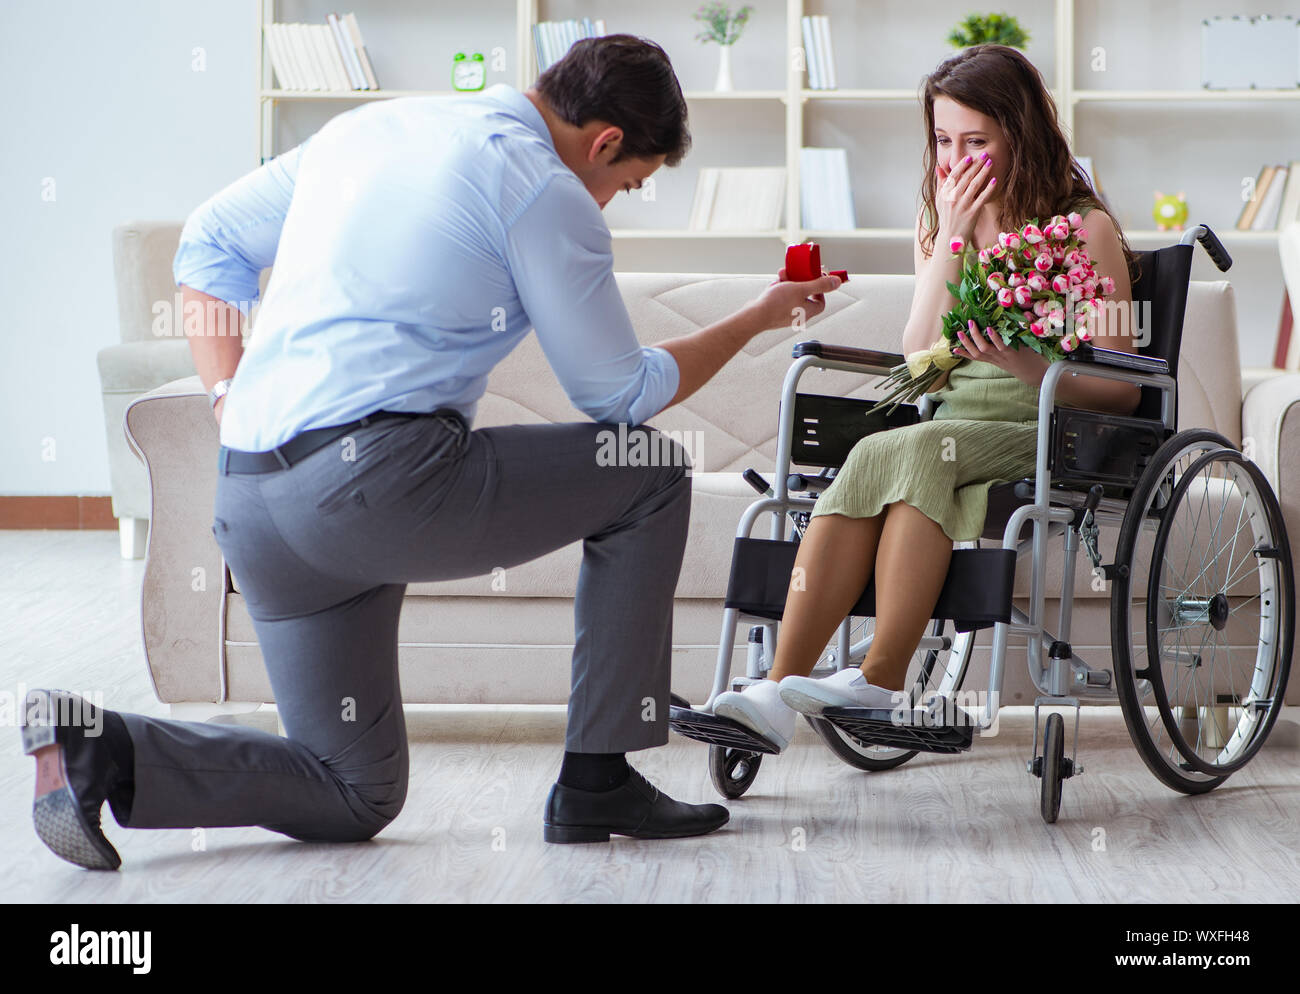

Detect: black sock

[102,711,135,820]
[558,751,630,792]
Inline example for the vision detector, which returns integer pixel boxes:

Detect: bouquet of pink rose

[872,212,1116,414]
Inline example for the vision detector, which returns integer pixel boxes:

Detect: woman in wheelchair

[712,44,1147,751]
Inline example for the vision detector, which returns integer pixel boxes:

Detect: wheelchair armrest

[792,341,905,369]
[1063,343,1169,376]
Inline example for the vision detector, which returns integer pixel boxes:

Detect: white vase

[714,44,734,92]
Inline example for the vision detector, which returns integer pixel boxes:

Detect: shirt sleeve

[502,175,680,426]
[172,139,311,315]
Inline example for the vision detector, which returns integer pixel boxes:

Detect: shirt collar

[483,84,556,153]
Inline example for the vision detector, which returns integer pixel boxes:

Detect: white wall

[1,0,259,496]
[2,0,1293,497]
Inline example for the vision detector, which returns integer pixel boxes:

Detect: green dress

[809,360,1042,542]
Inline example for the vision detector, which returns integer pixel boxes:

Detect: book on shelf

[1237,163,1300,231]
[689,168,786,231]
[799,148,855,230]
[533,18,605,73]
[1274,288,1294,371]
[266,13,380,92]
[1072,155,1115,216]
[1253,166,1289,231]
[800,15,836,90]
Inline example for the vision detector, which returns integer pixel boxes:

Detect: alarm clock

[452,52,486,91]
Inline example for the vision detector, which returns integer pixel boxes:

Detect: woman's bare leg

[861,501,954,691]
[767,512,885,682]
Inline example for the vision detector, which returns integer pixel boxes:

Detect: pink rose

[1051,274,1070,294]
[949,236,965,254]
[1077,327,1094,341]
[1052,222,1070,241]
[1027,273,1048,291]
[990,245,1006,259]
[1064,250,1082,267]
[1022,223,1044,244]
[1005,232,1021,250]
[978,248,991,265]
[997,287,1015,307]
[1008,272,1025,287]
[1067,211,1084,229]
[1033,299,1050,317]
[1076,227,1088,241]
[1051,244,1067,262]
[1061,335,1077,352]
[987,273,1007,290]
[1100,276,1116,295]
[1014,285,1032,307]
[1030,321,1046,337]
[1034,253,1053,272]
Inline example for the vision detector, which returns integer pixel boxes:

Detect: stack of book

[799,148,855,230]
[689,168,787,231]
[1237,162,1300,230]
[801,15,837,90]
[1073,156,1114,214]
[265,13,379,91]
[533,18,606,72]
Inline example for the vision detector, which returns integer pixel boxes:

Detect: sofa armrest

[1242,373,1300,494]
[1241,373,1300,707]
[124,375,226,704]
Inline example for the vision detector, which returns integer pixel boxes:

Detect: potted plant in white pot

[694,2,754,92]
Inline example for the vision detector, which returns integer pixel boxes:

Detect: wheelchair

[669,223,1295,823]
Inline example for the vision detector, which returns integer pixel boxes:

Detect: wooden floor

[3,530,1299,903]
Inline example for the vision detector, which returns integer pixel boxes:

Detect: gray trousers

[114,411,691,842]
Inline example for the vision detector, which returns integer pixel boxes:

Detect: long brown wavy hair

[917,44,1141,289]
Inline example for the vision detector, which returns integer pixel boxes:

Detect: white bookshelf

[256,0,1298,244]
[255,0,1298,363]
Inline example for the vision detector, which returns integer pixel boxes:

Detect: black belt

[218,408,463,475]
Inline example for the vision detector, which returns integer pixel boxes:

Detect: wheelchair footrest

[668,705,782,755]
[820,706,976,754]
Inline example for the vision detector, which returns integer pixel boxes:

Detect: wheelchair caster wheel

[709,745,762,799]
[1040,712,1066,824]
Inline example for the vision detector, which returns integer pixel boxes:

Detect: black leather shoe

[20,689,127,870]
[543,766,729,843]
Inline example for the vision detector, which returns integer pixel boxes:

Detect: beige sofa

[123,265,1300,718]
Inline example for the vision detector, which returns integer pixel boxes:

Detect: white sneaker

[712,679,796,752]
[779,668,906,715]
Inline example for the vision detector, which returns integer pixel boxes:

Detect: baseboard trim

[0,496,117,529]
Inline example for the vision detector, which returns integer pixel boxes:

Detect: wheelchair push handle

[1181,223,1232,273]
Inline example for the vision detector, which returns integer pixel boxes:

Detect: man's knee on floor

[309,780,406,843]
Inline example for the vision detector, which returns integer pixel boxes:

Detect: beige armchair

[97,221,269,558]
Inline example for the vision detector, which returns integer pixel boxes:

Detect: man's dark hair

[536,34,691,167]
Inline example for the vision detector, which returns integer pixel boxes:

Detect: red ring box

[785,243,849,282]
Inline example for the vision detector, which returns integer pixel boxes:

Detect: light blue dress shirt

[173,84,680,452]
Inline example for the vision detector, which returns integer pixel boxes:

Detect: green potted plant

[947,12,1030,49]
[694,2,754,91]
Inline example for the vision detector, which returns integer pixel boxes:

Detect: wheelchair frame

[672,224,1290,821]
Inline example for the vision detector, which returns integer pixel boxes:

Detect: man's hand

[745,269,843,332]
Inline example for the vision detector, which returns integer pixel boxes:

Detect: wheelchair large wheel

[806,618,974,771]
[1111,429,1295,794]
